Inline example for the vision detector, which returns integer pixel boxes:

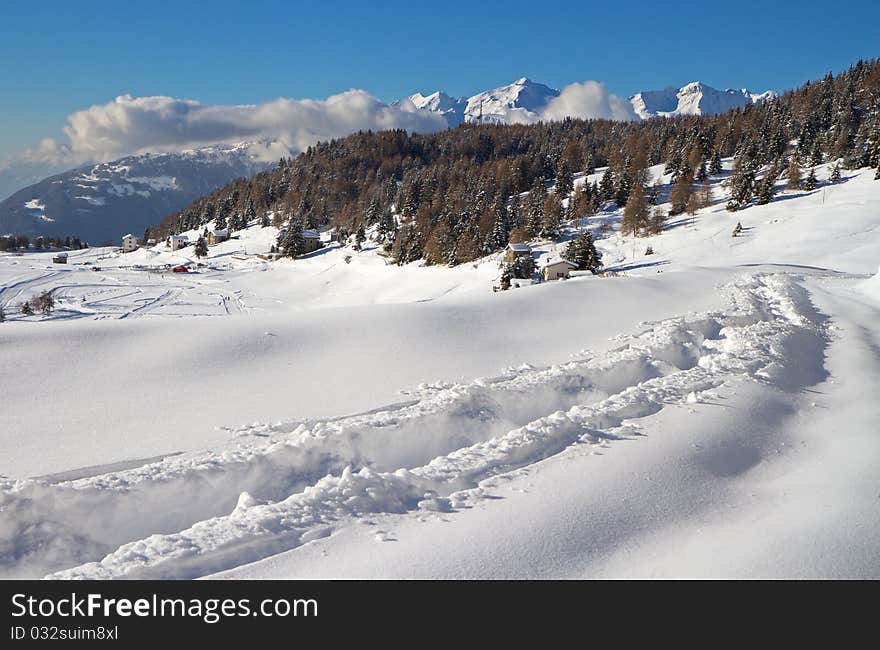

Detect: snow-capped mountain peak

[400,77,776,126]
[464,77,559,123]
[398,77,560,126]
[630,81,777,119]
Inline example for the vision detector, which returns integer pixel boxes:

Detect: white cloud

[539,81,637,122]
[20,81,635,168]
[24,90,450,165]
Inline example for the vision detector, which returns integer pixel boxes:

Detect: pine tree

[804,167,818,190]
[622,183,649,236]
[500,265,512,291]
[614,167,632,207]
[278,218,306,258]
[648,207,667,235]
[0,306,5,323]
[787,158,802,190]
[709,150,723,175]
[365,198,380,226]
[669,172,694,216]
[354,224,367,250]
[755,175,776,204]
[563,231,602,273]
[555,159,573,197]
[695,161,709,182]
[830,163,842,183]
[599,168,615,201]
[194,236,208,258]
[541,193,563,239]
[376,209,396,242]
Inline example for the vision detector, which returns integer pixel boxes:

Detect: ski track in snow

[0,271,827,579]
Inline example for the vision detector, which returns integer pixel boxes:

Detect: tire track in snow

[1,272,828,579]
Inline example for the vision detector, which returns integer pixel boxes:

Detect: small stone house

[121,233,138,253]
[169,234,189,251]
[505,243,532,264]
[52,252,68,264]
[542,259,578,281]
[302,229,322,254]
[207,229,229,245]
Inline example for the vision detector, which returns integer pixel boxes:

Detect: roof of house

[542,258,578,269]
[303,229,320,239]
[54,252,68,257]
[170,234,188,240]
[122,233,135,239]
[210,229,229,237]
[507,243,532,252]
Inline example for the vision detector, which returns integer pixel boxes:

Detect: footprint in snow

[374,531,397,542]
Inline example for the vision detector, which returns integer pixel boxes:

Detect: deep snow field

[0,160,878,580]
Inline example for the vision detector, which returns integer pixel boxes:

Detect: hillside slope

[1,160,878,579]
[0,143,272,244]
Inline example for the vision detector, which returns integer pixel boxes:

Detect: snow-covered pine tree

[755,174,776,204]
[194,236,208,258]
[599,168,614,202]
[830,163,842,183]
[709,150,723,175]
[563,231,602,273]
[365,198,380,226]
[695,161,709,182]
[354,224,366,251]
[555,159,573,198]
[541,193,563,240]
[804,167,818,190]
[615,164,632,207]
[279,218,306,258]
[500,265,512,291]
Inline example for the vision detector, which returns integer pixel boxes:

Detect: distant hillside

[0,144,272,243]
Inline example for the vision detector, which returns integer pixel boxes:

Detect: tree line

[0,235,86,252]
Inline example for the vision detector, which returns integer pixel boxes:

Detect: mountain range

[0,78,775,244]
[0,144,271,244]
[400,77,776,124]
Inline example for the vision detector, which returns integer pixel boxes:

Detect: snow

[400,78,560,126]
[630,82,776,119]
[1,159,879,580]
[404,78,775,125]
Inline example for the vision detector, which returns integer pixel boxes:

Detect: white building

[169,234,189,251]
[542,259,578,281]
[121,233,139,253]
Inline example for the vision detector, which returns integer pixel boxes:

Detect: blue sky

[2,0,878,161]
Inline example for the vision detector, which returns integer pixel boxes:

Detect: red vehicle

[171,265,189,273]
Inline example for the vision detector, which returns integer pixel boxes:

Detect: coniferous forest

[156,59,880,265]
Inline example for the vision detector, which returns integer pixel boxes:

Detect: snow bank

[857,265,880,303]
